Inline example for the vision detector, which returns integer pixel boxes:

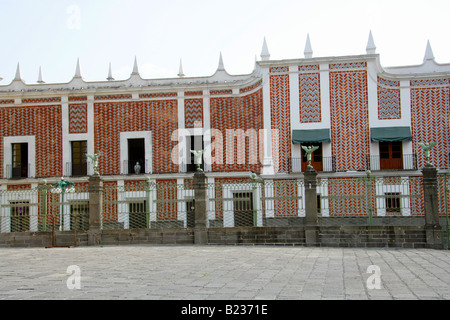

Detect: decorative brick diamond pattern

[94,99,178,175]
[409,177,424,216]
[378,77,401,120]
[210,89,232,95]
[327,178,374,216]
[0,105,62,178]
[7,184,31,190]
[68,96,87,102]
[103,181,118,223]
[22,97,61,104]
[330,62,366,70]
[68,103,88,133]
[410,80,450,168]
[185,91,203,97]
[270,72,291,173]
[329,70,369,171]
[139,92,177,99]
[274,179,298,217]
[184,98,203,129]
[299,67,321,123]
[94,94,132,100]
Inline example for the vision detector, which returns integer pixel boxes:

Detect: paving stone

[0,245,448,301]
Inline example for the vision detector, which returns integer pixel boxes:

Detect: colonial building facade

[0,33,449,229]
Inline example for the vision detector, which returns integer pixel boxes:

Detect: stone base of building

[0,225,442,249]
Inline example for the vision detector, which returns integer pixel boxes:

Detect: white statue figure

[134,161,141,174]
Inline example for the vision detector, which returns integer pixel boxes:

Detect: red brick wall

[210,89,263,173]
[270,67,291,173]
[273,179,298,217]
[329,63,369,171]
[410,79,450,168]
[156,179,178,221]
[0,105,62,178]
[94,99,178,175]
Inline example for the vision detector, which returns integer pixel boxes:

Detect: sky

[0,0,449,84]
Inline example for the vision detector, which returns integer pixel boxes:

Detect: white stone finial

[260,37,270,61]
[107,62,114,81]
[37,66,45,84]
[366,30,376,54]
[74,58,82,78]
[217,52,225,71]
[178,59,185,77]
[304,33,313,58]
[131,56,139,75]
[423,40,435,62]
[14,63,21,81]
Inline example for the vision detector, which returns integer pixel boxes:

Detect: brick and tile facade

[1,35,449,223]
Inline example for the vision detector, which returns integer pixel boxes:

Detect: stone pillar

[303,167,319,246]
[193,172,208,244]
[422,165,442,249]
[88,174,103,246]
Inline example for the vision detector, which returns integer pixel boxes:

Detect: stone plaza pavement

[0,245,449,301]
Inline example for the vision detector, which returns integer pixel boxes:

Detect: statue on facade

[86,153,101,176]
[190,149,205,172]
[418,142,436,167]
[301,145,319,169]
[134,161,141,174]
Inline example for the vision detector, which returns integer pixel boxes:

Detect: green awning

[292,129,331,144]
[370,127,412,142]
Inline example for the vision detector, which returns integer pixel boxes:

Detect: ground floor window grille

[10,201,30,232]
[70,201,89,231]
[233,192,254,227]
[129,201,147,229]
[186,199,195,228]
[385,192,401,215]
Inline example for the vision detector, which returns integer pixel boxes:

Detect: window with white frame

[3,136,36,179]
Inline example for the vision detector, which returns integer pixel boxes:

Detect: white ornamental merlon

[304,33,313,58]
[37,66,45,84]
[73,58,82,79]
[107,62,114,81]
[384,40,450,76]
[208,52,246,83]
[260,37,270,61]
[5,62,27,91]
[423,40,435,62]
[68,58,86,89]
[131,56,140,76]
[217,52,225,72]
[0,55,259,94]
[178,59,185,77]
[14,62,22,81]
[366,30,376,54]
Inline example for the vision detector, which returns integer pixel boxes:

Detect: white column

[289,65,301,167]
[203,90,212,172]
[319,63,332,161]
[61,96,70,176]
[86,95,95,174]
[261,66,274,175]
